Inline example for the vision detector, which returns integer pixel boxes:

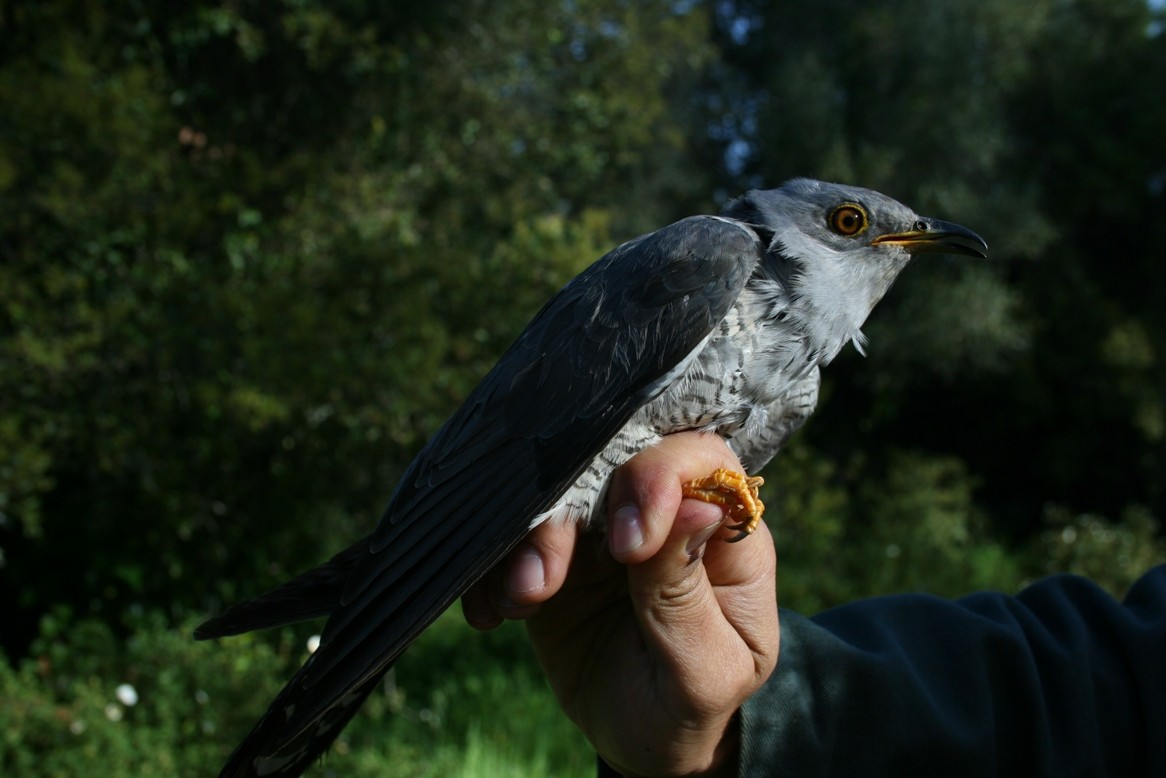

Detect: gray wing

[211,215,763,777]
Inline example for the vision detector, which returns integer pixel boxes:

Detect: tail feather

[216,661,384,778]
[195,540,368,640]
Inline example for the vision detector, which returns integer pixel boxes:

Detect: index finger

[605,431,747,565]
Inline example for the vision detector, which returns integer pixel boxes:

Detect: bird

[197,178,988,776]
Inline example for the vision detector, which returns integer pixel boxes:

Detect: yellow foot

[681,468,765,543]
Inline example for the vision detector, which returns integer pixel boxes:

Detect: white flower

[104,703,123,722]
[115,683,138,706]
[306,634,321,654]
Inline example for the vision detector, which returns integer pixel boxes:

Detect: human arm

[741,566,1166,776]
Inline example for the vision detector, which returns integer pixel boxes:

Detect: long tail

[195,540,367,640]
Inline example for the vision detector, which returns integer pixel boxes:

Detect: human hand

[462,432,780,776]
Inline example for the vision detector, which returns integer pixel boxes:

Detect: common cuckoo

[199,179,988,776]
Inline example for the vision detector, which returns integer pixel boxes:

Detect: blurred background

[2,0,1165,775]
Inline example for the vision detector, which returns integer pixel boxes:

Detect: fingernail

[611,503,644,555]
[505,545,545,595]
[685,521,724,561]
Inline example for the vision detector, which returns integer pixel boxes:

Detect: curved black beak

[871,217,989,258]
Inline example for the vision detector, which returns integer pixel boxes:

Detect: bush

[0,608,591,777]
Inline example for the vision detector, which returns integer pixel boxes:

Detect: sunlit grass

[338,610,593,778]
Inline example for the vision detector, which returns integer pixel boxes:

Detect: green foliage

[0,609,588,778]
[850,451,1024,599]
[771,444,1025,614]
[0,610,296,777]
[0,0,715,618]
[1036,505,1166,597]
[712,0,1166,564]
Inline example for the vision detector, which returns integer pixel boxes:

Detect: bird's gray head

[723,178,988,356]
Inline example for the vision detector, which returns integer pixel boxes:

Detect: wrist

[701,709,741,778]
[600,710,740,778]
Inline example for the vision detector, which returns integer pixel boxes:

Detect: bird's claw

[681,468,765,542]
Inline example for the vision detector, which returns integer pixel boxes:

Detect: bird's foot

[681,468,765,542]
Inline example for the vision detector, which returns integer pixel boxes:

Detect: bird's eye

[828,204,868,237]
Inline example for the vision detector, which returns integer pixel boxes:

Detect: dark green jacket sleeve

[740,566,1166,776]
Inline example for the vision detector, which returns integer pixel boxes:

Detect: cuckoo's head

[725,178,988,325]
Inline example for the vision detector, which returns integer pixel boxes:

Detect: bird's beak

[871,218,988,258]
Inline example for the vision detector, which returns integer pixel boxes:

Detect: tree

[0,0,717,649]
[704,0,1165,604]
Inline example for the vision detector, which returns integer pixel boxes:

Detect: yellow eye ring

[828,204,869,237]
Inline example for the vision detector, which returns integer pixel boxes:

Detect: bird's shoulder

[416,213,767,469]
